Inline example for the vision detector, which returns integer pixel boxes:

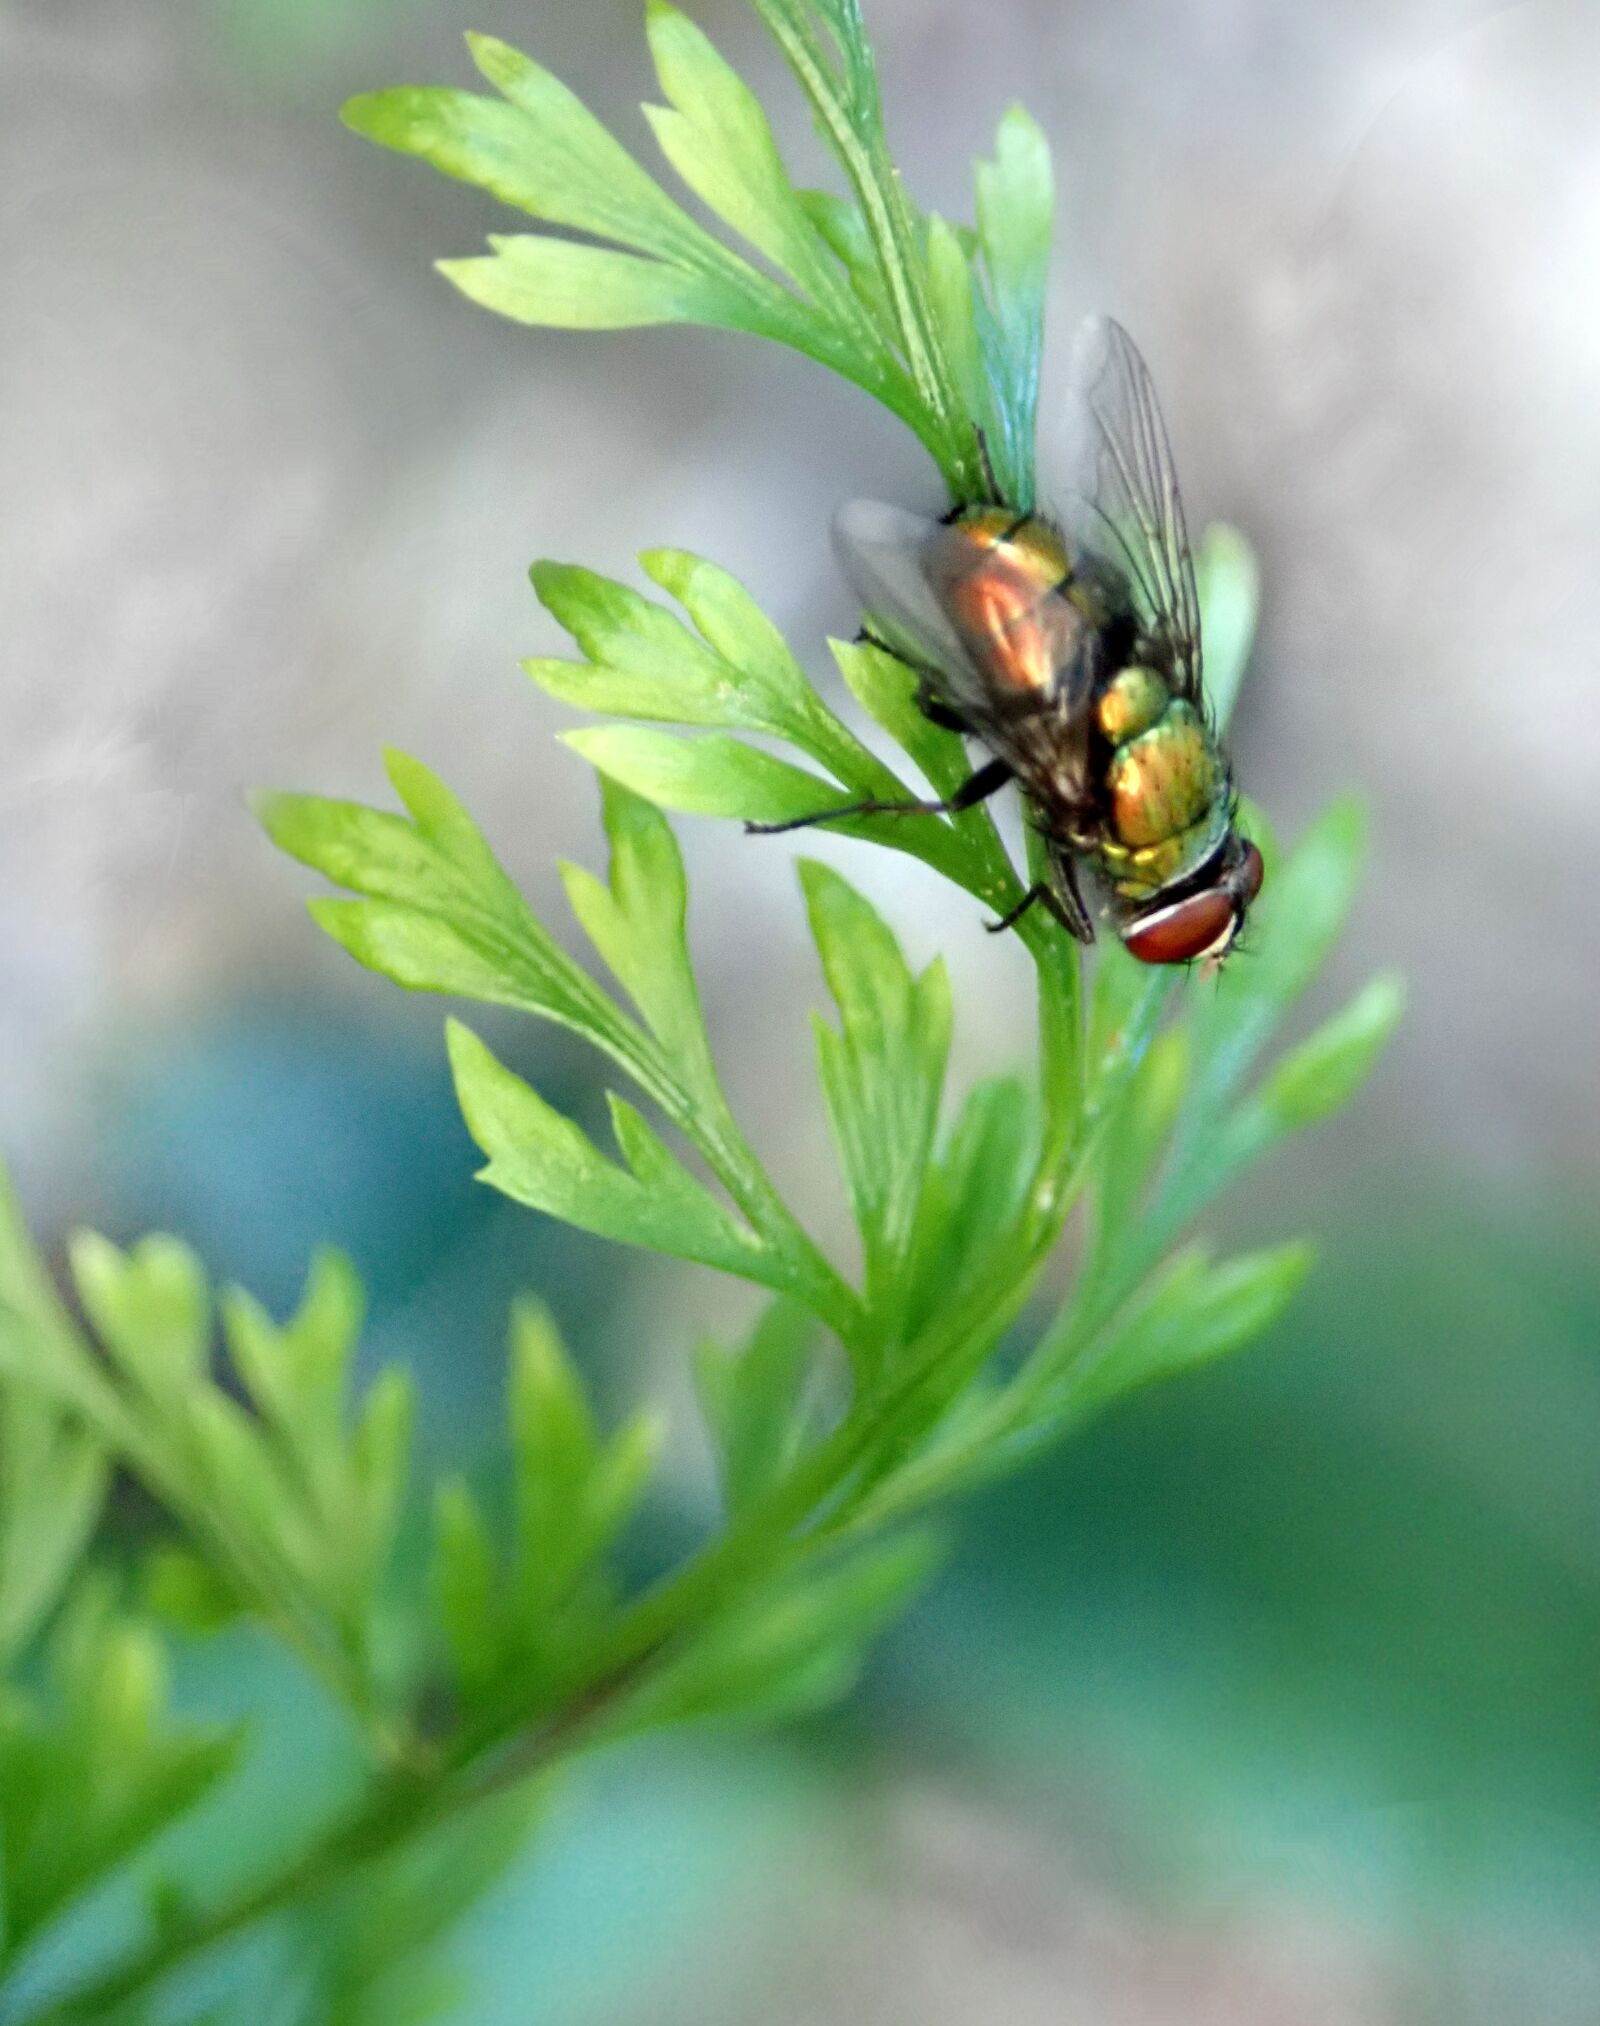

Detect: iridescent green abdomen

[1092,666,1229,900]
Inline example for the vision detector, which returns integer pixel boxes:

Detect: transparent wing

[831,499,1001,728]
[1060,315,1204,701]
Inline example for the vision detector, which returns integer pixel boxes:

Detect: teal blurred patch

[871,1179,1600,1928]
[437,1736,840,2026]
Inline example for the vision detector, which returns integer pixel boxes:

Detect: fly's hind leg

[744,756,1012,838]
[937,428,1002,517]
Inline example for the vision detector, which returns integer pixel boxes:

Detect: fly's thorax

[1106,698,1221,849]
[1090,676,1231,900]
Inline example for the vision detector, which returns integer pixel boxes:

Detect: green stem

[13,1782,427,2026]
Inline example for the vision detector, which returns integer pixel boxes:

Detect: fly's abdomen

[1094,667,1228,898]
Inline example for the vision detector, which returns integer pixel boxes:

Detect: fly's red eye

[1240,840,1265,903]
[1122,888,1236,966]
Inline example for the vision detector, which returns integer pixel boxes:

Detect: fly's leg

[986,858,1095,943]
[986,885,1050,934]
[938,429,1002,517]
[912,675,972,736]
[854,625,976,738]
[975,425,1001,506]
[744,756,1012,838]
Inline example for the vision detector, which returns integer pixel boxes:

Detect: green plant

[0,3,1401,2019]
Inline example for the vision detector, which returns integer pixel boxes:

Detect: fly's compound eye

[1239,839,1265,904]
[1121,887,1237,966]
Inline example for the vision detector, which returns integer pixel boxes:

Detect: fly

[748,316,1263,968]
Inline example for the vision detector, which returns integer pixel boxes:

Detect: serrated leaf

[830,634,966,797]
[619,1532,940,1733]
[1195,523,1261,734]
[343,39,891,392]
[260,753,634,1047]
[69,1234,210,1404]
[1186,796,1369,1123]
[533,551,896,818]
[261,751,693,1154]
[973,105,1052,505]
[530,558,797,740]
[1072,1242,1314,1416]
[439,234,756,330]
[0,1392,108,1664]
[800,862,951,1339]
[1255,971,1406,1133]
[565,725,841,826]
[903,1075,1036,1337]
[448,1021,793,1294]
[643,1,850,311]
[638,549,821,735]
[432,1478,501,1699]
[559,778,714,1091]
[345,50,716,274]
[218,1251,375,1552]
[695,1297,818,1517]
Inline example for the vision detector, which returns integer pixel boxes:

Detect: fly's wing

[1059,316,1204,704]
[831,499,1003,732]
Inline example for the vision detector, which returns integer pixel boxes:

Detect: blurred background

[3,0,1599,2019]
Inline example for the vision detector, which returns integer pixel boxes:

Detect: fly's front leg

[745,756,1012,838]
[985,854,1095,943]
[1050,855,1095,941]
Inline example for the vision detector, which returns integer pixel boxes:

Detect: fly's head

[1119,831,1265,972]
